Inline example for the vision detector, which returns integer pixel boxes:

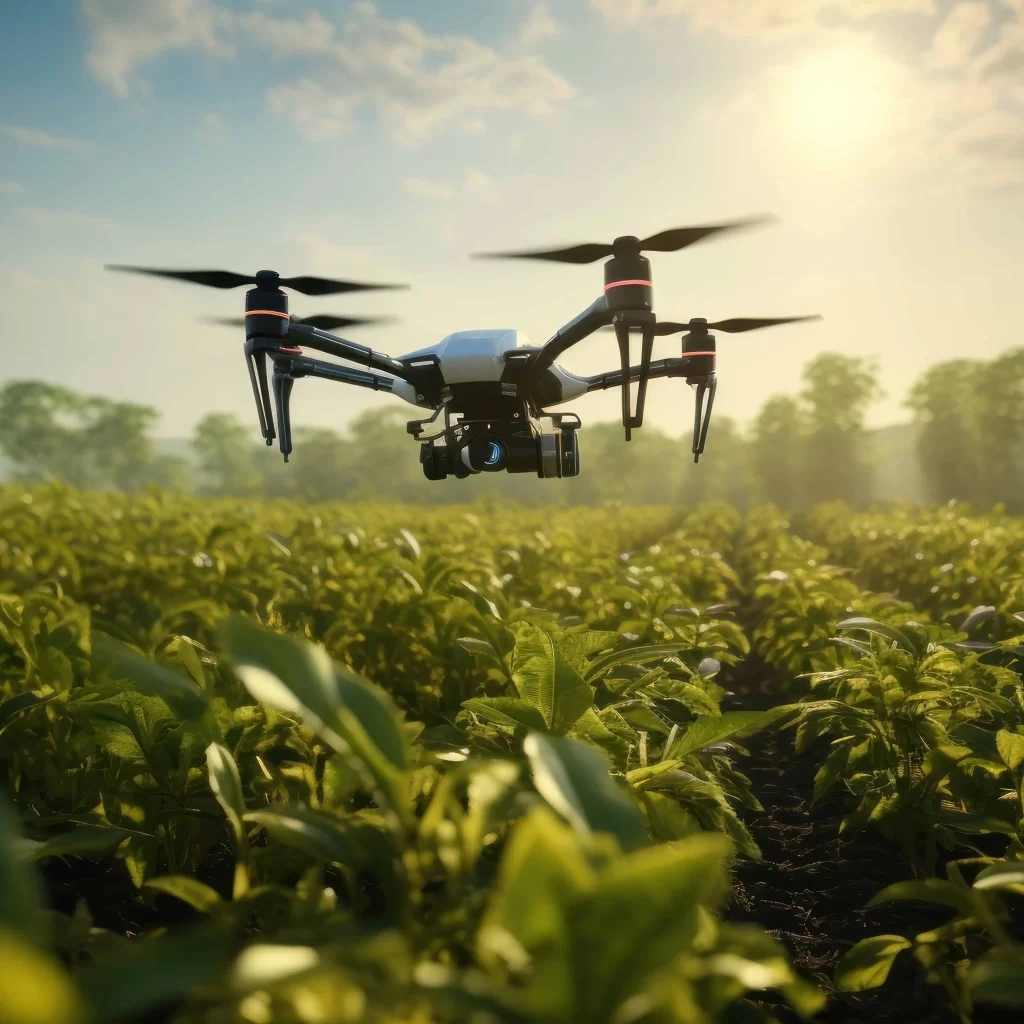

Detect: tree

[799,353,882,507]
[905,359,981,503]
[750,395,805,508]
[191,413,262,496]
[971,349,1024,511]
[0,381,164,491]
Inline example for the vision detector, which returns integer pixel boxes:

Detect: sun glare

[784,41,895,159]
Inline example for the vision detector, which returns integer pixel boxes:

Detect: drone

[106,216,820,482]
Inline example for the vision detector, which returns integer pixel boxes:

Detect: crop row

[1,485,1022,1023]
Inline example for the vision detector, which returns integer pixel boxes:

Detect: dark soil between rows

[723,672,1016,1024]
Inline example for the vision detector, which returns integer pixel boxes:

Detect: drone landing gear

[690,374,716,463]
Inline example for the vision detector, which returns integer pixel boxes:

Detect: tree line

[1,349,1021,510]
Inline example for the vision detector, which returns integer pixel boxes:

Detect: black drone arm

[528,296,614,376]
[584,357,717,463]
[262,352,398,463]
[287,322,411,380]
[584,357,690,392]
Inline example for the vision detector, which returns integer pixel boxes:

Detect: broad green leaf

[176,637,206,688]
[221,616,410,823]
[867,878,975,915]
[571,833,734,1019]
[229,944,320,992]
[17,826,130,863]
[997,729,1024,773]
[0,797,44,939]
[144,876,222,913]
[461,697,549,733]
[668,706,801,759]
[973,862,1024,893]
[510,622,593,734]
[79,926,234,1022]
[568,707,632,771]
[92,633,208,720]
[0,927,87,1024]
[524,733,648,853]
[834,935,912,991]
[206,743,246,842]
[968,951,1024,1008]
[478,806,591,1020]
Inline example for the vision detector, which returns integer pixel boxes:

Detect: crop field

[2,484,1024,1024]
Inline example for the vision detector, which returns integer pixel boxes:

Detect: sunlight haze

[1,0,1021,440]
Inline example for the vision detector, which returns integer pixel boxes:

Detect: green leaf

[572,833,734,1019]
[997,729,1024,773]
[834,935,912,991]
[221,616,410,824]
[176,637,206,688]
[668,706,801,759]
[18,826,130,863]
[973,862,1024,893]
[243,807,374,867]
[867,878,975,915]
[206,743,246,843]
[0,927,88,1024]
[92,633,209,720]
[144,875,222,913]
[836,617,916,652]
[478,806,591,1020]
[0,797,44,939]
[0,691,57,737]
[461,697,549,733]
[79,926,234,1023]
[524,733,648,853]
[584,643,687,683]
[510,622,593,734]
[968,951,1024,1008]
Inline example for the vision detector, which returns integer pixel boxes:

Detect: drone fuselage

[392,329,588,416]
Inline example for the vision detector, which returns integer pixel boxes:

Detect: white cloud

[521,3,561,44]
[266,78,359,142]
[19,207,114,230]
[404,167,501,203]
[404,178,458,201]
[79,0,234,98]
[0,123,92,149]
[590,0,935,34]
[0,180,24,196]
[243,3,575,144]
[930,2,992,68]
[198,111,225,142]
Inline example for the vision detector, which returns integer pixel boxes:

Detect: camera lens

[465,434,507,472]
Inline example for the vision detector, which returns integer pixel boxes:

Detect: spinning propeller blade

[199,314,396,331]
[472,215,774,265]
[106,265,408,296]
[603,315,821,336]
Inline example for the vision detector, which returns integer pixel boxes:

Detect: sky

[1,0,1023,443]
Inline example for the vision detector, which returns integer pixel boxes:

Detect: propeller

[603,315,822,336]
[199,314,396,331]
[105,265,408,296]
[472,215,775,265]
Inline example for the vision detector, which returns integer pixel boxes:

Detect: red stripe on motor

[277,346,303,354]
[683,351,715,357]
[604,279,653,291]
[245,310,290,319]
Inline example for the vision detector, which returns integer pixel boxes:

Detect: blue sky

[2,0,1023,441]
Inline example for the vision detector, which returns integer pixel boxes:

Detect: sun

[783,39,897,159]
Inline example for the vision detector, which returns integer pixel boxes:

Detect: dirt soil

[723,673,1014,1024]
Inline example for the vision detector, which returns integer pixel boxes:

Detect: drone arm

[284,354,397,392]
[584,357,690,392]
[287,323,411,380]
[529,296,613,377]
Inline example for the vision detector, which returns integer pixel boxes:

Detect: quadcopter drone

[107,216,820,482]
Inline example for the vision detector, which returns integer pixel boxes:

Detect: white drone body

[391,329,589,410]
